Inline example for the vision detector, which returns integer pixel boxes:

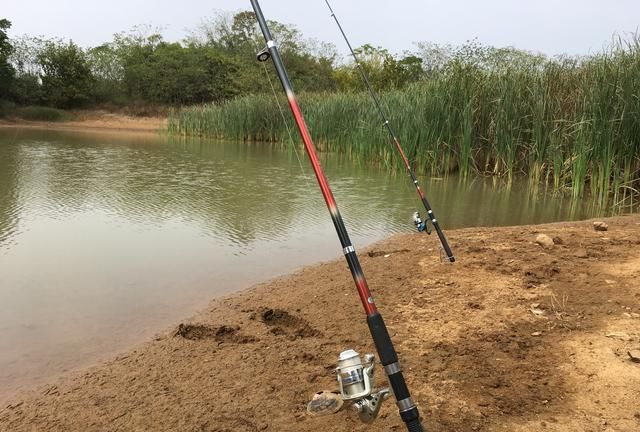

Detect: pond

[0,127,607,402]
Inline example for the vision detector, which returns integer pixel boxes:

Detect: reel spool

[413,211,429,233]
[307,349,389,424]
[335,349,389,423]
[336,349,374,400]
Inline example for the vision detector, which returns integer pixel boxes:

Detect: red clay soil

[1,215,639,431]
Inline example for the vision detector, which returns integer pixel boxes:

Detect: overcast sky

[3,1,639,57]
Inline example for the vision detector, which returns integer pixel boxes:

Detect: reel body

[413,211,430,233]
[335,349,389,424]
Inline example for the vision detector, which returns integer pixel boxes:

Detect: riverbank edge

[1,214,639,431]
[0,111,167,134]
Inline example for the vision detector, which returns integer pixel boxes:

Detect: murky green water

[0,127,607,401]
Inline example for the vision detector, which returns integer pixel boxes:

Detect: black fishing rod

[323,0,455,263]
[249,1,424,431]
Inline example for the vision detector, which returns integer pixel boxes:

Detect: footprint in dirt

[174,323,258,344]
[367,248,410,258]
[523,264,560,287]
[254,308,322,340]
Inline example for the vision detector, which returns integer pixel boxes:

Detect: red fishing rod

[324,0,455,263]
[250,1,424,431]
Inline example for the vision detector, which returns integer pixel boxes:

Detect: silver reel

[335,349,389,424]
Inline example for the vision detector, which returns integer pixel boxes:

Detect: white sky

[3,0,639,56]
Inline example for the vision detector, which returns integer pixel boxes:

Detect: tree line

[0,11,547,113]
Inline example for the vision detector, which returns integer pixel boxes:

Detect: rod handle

[405,417,424,432]
[434,226,455,262]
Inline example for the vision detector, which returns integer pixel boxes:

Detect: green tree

[112,27,163,103]
[114,28,238,105]
[447,38,547,71]
[38,40,95,108]
[8,35,46,105]
[10,74,42,105]
[414,41,454,73]
[87,43,125,104]
[189,11,337,94]
[381,54,425,88]
[0,19,16,99]
[145,43,238,105]
[335,45,397,92]
[9,35,45,76]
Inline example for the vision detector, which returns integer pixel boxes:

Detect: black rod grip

[401,407,423,431]
[367,312,397,366]
[406,417,424,432]
[367,312,425,431]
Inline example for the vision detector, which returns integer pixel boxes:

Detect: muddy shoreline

[0,111,167,134]
[1,215,639,431]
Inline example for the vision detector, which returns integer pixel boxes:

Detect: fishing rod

[250,1,424,430]
[323,0,455,263]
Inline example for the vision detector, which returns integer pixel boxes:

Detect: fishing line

[323,0,455,261]
[252,39,310,182]
[250,1,425,429]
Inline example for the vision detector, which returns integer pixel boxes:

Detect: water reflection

[0,128,612,402]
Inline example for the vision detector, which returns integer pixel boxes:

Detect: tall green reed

[168,38,640,209]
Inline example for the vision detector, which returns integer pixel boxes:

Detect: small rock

[530,307,546,317]
[574,249,589,259]
[535,234,554,249]
[593,221,608,231]
[531,332,542,337]
[628,350,640,363]
[606,332,633,341]
[552,236,564,245]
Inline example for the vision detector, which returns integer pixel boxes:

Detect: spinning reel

[308,349,389,424]
[336,349,390,423]
[413,211,432,234]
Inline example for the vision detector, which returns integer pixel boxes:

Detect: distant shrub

[0,99,15,118]
[15,106,73,122]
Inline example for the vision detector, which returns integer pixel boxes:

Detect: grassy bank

[0,103,74,122]
[169,40,640,209]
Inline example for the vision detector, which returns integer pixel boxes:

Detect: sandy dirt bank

[1,215,639,431]
[0,111,167,134]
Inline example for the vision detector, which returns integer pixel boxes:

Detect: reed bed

[168,40,640,208]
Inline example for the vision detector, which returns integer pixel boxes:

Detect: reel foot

[353,388,390,423]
